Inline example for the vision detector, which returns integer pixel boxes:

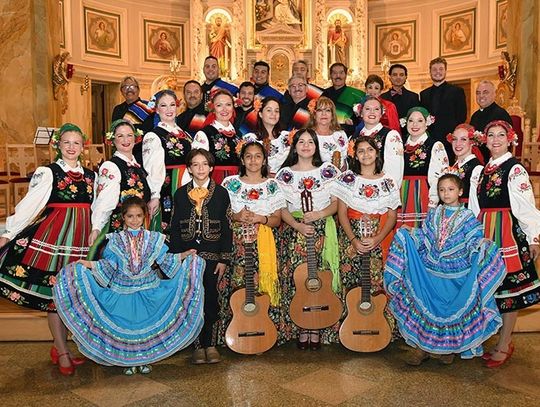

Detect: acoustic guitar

[339,215,391,352]
[289,189,343,329]
[225,223,277,354]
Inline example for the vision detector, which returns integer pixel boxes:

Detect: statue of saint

[328,19,347,65]
[208,16,231,76]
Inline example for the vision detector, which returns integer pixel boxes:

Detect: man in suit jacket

[470,80,512,163]
[381,63,419,120]
[420,57,467,159]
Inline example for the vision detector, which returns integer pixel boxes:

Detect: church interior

[1,0,540,405]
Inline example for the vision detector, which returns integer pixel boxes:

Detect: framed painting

[144,19,185,64]
[496,0,508,49]
[375,20,416,64]
[83,7,121,58]
[439,8,476,58]
[252,0,308,47]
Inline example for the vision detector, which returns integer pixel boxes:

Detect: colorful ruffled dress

[53,230,205,366]
[0,160,94,311]
[384,205,506,357]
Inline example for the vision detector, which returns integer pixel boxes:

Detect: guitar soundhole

[306,278,321,292]
[358,301,372,314]
[243,302,257,314]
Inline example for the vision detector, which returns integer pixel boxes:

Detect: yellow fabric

[257,224,280,306]
[188,186,208,216]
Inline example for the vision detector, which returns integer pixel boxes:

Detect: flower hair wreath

[400,114,436,128]
[445,129,484,145]
[104,128,144,146]
[50,124,89,150]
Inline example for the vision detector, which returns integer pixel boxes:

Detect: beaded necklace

[126,229,144,275]
[437,205,462,249]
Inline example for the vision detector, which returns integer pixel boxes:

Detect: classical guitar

[225,223,277,354]
[339,215,391,352]
[289,189,343,329]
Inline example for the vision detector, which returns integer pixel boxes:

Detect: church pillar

[0,0,61,144]
[508,0,539,126]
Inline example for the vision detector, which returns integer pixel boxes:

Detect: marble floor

[1,334,539,407]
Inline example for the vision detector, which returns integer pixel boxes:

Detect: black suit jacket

[381,87,420,119]
[470,102,512,163]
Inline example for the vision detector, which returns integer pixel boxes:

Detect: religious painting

[144,20,184,64]
[59,0,65,48]
[439,8,476,58]
[496,0,508,49]
[255,1,304,34]
[375,20,416,65]
[327,10,352,67]
[205,9,232,77]
[84,7,121,58]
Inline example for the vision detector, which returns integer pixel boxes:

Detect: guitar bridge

[352,330,380,335]
[238,331,266,337]
[302,305,330,312]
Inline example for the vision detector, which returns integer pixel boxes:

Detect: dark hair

[365,74,384,89]
[256,97,282,140]
[254,60,270,71]
[204,55,219,64]
[121,196,148,218]
[389,64,408,76]
[154,89,178,104]
[437,173,463,191]
[183,80,202,91]
[239,141,268,178]
[329,62,348,75]
[429,57,447,69]
[280,128,323,169]
[349,137,383,175]
[239,81,256,92]
[186,148,215,168]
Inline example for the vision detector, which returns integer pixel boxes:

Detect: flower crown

[400,114,436,128]
[287,128,298,146]
[445,127,484,145]
[307,99,317,114]
[441,165,462,177]
[50,124,89,150]
[104,127,143,146]
[147,91,180,111]
[484,120,518,146]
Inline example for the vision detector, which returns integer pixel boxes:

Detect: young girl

[354,96,404,188]
[192,89,241,184]
[53,197,205,375]
[169,149,233,364]
[447,123,483,206]
[0,123,95,375]
[469,120,540,367]
[308,96,348,170]
[89,119,151,256]
[398,107,448,227]
[385,174,506,365]
[243,97,291,175]
[275,128,340,348]
[219,141,286,343]
[333,137,399,327]
[143,89,192,232]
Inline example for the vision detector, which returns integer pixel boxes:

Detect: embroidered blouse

[316,130,349,169]
[332,170,401,214]
[192,120,235,151]
[404,133,449,207]
[243,131,291,174]
[358,123,404,187]
[3,160,95,240]
[469,152,540,245]
[454,153,483,200]
[275,162,340,212]
[222,176,286,215]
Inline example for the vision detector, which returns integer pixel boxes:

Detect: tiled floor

[1,334,539,406]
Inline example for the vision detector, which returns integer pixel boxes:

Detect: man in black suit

[420,57,467,159]
[381,63,419,120]
[176,80,207,137]
[470,80,512,162]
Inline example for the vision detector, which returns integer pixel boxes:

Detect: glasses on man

[121,84,138,90]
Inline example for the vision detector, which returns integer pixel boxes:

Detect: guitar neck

[244,241,256,304]
[360,253,371,304]
[306,234,318,280]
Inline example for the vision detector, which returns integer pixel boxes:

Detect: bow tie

[390,88,403,96]
[219,129,236,138]
[188,186,209,216]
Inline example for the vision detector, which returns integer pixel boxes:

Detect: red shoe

[485,343,514,368]
[481,351,492,361]
[56,352,74,376]
[51,346,86,366]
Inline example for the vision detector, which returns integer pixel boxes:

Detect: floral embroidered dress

[243,131,291,175]
[192,121,241,184]
[384,205,506,357]
[449,153,483,206]
[275,162,340,344]
[0,160,95,311]
[53,230,205,366]
[469,152,540,312]
[398,133,448,227]
[142,122,193,231]
[316,130,349,169]
[217,176,286,344]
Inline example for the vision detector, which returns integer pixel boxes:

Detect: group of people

[0,55,539,376]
